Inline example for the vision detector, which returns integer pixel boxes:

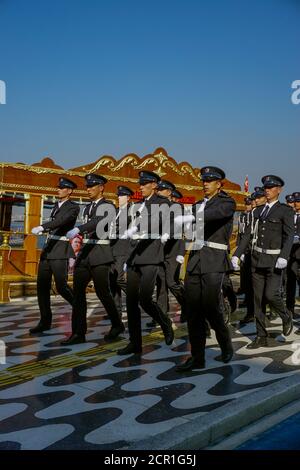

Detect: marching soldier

[177,166,235,371]
[117,171,174,355]
[110,185,135,318]
[61,173,124,345]
[232,175,294,348]
[30,177,79,333]
[286,192,300,319]
[239,188,267,324]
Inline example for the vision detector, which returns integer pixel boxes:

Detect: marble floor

[0,293,300,449]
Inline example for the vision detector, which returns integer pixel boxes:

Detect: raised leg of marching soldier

[181,270,232,368]
[250,267,291,346]
[119,264,174,354]
[67,259,124,343]
[37,258,74,329]
[222,273,237,323]
[147,265,168,328]
[286,260,300,319]
[155,257,186,324]
[239,252,255,325]
[110,254,127,318]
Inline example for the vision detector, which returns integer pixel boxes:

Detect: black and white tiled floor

[0,294,300,449]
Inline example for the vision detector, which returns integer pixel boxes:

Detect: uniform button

[263,221,266,224]
[261,242,264,245]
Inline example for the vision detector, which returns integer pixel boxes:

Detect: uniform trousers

[72,259,121,336]
[126,264,171,348]
[286,259,300,313]
[37,258,74,326]
[184,269,232,361]
[241,252,254,315]
[252,267,290,337]
[156,257,185,314]
[110,254,127,316]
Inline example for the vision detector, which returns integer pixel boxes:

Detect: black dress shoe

[177,357,205,372]
[283,313,293,336]
[215,348,234,363]
[60,334,86,345]
[246,337,268,349]
[29,324,51,334]
[239,314,254,326]
[268,311,278,321]
[146,319,157,328]
[161,319,174,345]
[227,292,237,314]
[117,343,142,355]
[104,323,125,341]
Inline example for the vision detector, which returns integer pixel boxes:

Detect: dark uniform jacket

[127,193,170,266]
[41,200,80,260]
[110,203,136,258]
[237,210,252,245]
[164,201,186,259]
[234,201,294,268]
[290,213,300,261]
[77,198,115,266]
[187,191,236,274]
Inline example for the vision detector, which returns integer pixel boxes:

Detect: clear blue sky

[0,0,299,195]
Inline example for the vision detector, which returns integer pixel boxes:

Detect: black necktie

[260,204,270,220]
[89,202,96,216]
[51,203,59,219]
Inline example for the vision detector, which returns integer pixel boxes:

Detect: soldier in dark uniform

[239,188,267,324]
[110,185,135,318]
[155,180,186,322]
[117,170,174,355]
[30,177,80,333]
[286,192,300,319]
[232,175,294,348]
[61,173,124,345]
[177,166,235,371]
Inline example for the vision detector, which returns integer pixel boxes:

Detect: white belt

[47,235,69,242]
[254,246,281,255]
[82,239,110,245]
[131,233,161,240]
[191,240,228,251]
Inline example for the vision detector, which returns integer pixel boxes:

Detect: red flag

[244,175,249,192]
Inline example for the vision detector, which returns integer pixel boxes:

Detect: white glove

[174,214,195,225]
[66,227,80,239]
[161,233,169,243]
[275,257,287,269]
[31,226,44,235]
[231,255,240,271]
[176,255,185,264]
[123,263,127,272]
[240,254,245,263]
[121,226,138,239]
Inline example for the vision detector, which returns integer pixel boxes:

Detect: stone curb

[126,372,300,450]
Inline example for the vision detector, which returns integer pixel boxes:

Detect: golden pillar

[24,194,42,276]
